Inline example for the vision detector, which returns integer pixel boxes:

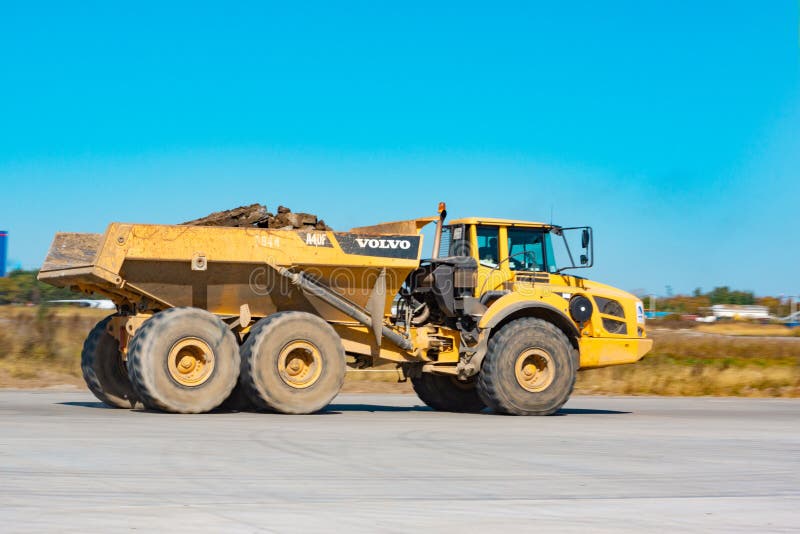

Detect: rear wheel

[411,373,485,413]
[240,312,345,414]
[477,318,576,415]
[127,307,240,413]
[81,315,138,408]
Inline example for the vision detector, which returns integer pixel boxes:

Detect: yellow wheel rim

[277,340,322,389]
[167,337,215,387]
[514,348,555,393]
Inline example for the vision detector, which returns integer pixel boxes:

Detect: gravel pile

[182,204,330,230]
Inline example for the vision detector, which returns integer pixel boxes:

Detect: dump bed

[39,218,435,319]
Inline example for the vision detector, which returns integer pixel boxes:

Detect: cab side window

[445,225,470,256]
[476,225,499,267]
[507,228,546,272]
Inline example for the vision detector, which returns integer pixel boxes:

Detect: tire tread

[411,374,485,413]
[81,315,138,408]
[239,311,345,414]
[477,318,576,416]
[127,307,239,413]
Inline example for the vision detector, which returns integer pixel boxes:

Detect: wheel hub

[514,348,555,392]
[278,341,322,389]
[167,337,215,387]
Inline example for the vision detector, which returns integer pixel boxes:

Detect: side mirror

[581,229,590,248]
[580,254,588,265]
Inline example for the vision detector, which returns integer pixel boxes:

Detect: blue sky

[1,1,798,296]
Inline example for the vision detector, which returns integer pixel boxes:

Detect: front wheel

[477,318,576,415]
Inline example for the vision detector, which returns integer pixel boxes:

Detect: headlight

[569,295,594,325]
[635,301,645,324]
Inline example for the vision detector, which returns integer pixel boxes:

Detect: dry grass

[0,306,107,388]
[695,322,797,337]
[574,330,800,397]
[1,306,798,397]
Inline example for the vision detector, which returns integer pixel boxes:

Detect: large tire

[240,311,345,414]
[477,318,576,415]
[81,315,139,408]
[411,373,485,413]
[127,307,240,414]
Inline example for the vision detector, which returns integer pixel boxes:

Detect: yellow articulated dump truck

[38,203,651,415]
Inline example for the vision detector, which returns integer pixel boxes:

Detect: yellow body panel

[42,222,423,314]
[479,273,650,369]
[479,290,571,327]
[578,337,653,368]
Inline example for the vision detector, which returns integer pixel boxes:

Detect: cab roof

[448,217,555,229]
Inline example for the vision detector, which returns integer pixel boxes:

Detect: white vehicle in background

[695,315,717,323]
[47,299,116,309]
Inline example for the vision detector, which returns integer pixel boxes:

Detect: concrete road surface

[1,391,798,533]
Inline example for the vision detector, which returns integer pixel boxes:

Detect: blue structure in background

[644,311,673,319]
[0,231,7,277]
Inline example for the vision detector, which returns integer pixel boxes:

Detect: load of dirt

[182,204,330,231]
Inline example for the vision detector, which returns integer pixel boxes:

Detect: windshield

[438,223,588,273]
[507,228,557,273]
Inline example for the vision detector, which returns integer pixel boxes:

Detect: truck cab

[439,217,563,297]
[426,217,652,371]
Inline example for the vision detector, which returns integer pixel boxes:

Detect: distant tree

[659,294,710,314]
[657,286,766,315]
[708,286,730,305]
[0,270,82,304]
[703,287,755,306]
[757,296,787,316]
